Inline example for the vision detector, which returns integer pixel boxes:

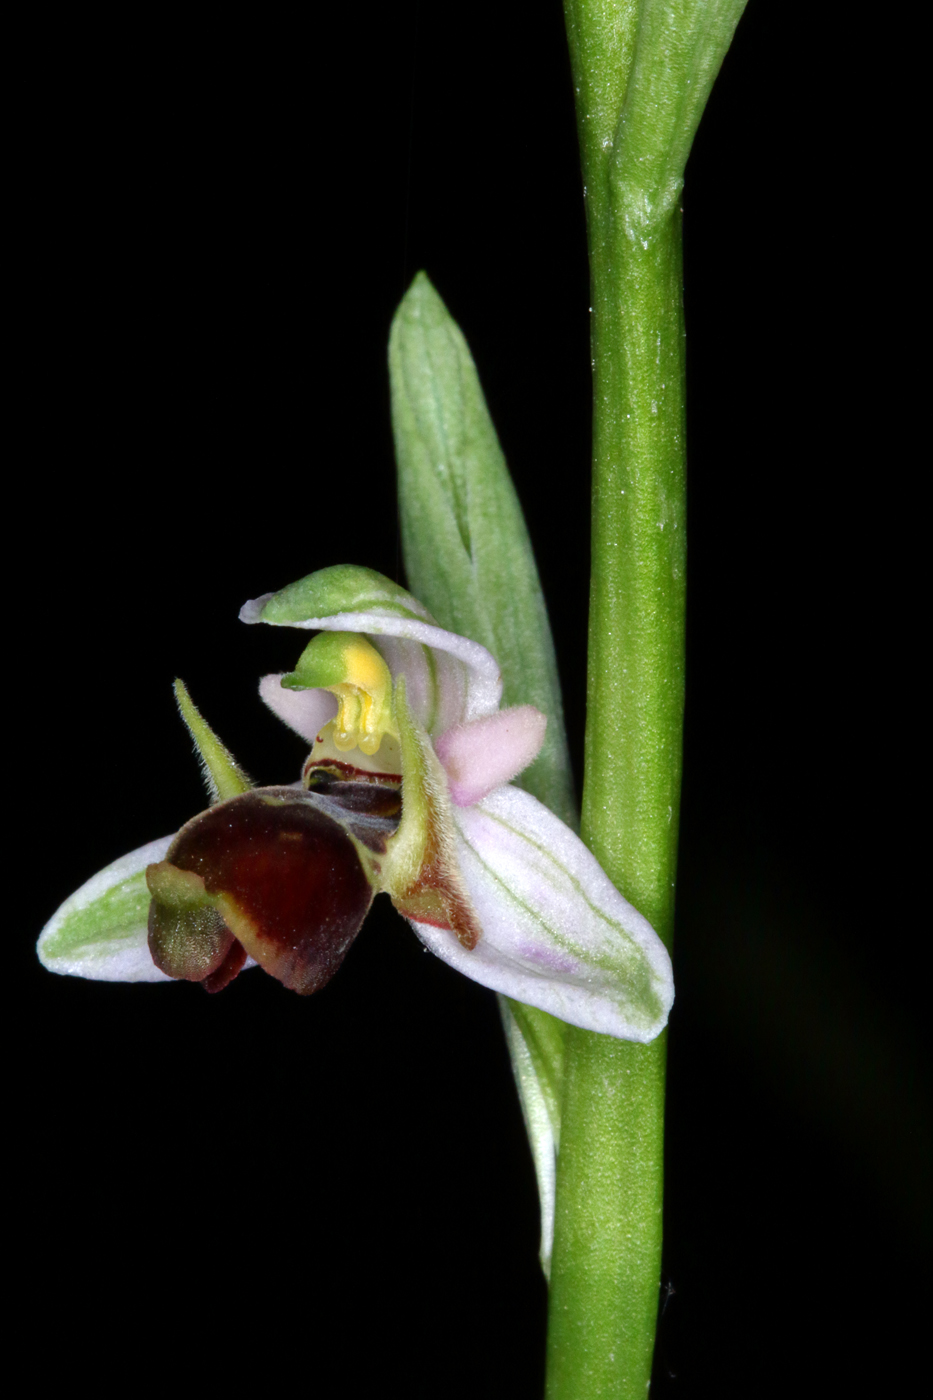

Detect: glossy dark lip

[150,785,380,995]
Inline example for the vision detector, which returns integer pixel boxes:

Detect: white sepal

[38,837,175,983]
[409,785,674,1041]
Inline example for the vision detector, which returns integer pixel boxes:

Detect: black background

[13,4,925,1396]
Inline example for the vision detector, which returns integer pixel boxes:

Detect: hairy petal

[38,836,175,982]
[409,786,674,1041]
[381,678,482,951]
[258,674,338,744]
[436,706,547,806]
[174,679,253,803]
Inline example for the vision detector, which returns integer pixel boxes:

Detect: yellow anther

[282,631,397,756]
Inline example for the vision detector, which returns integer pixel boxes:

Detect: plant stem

[546,4,688,1394]
[548,0,747,1389]
[545,173,685,1400]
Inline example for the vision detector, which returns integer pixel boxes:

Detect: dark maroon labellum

[148,787,380,995]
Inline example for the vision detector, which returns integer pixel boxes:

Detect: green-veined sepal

[243,565,502,737]
[412,784,674,1042]
[38,837,175,982]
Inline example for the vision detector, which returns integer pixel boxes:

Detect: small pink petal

[435,706,547,806]
[258,675,337,744]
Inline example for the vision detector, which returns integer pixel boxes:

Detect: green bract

[389,274,580,1271]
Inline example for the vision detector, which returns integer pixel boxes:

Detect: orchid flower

[38,566,673,1042]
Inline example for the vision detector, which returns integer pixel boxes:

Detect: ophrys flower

[38,567,673,1042]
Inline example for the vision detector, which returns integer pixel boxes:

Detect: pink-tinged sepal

[435,706,547,806]
[411,785,674,1041]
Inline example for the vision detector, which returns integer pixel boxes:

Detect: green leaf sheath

[548,3,746,1396]
[390,272,575,829]
[390,273,575,1272]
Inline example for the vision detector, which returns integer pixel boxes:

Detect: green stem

[547,1,745,1392]
[546,156,685,1400]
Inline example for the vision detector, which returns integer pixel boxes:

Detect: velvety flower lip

[38,566,673,1044]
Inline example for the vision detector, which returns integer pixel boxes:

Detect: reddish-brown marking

[202,939,248,993]
[161,789,374,995]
